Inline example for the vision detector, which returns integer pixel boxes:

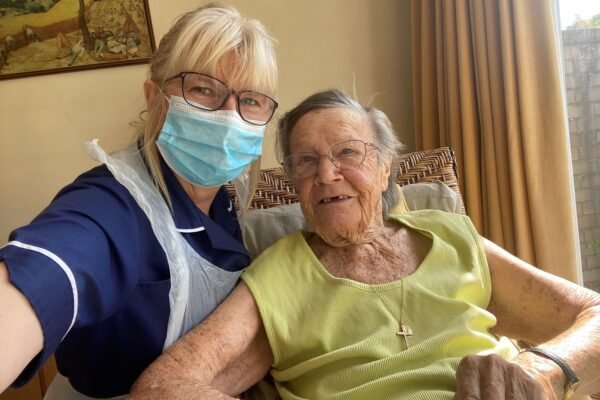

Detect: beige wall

[0,0,412,242]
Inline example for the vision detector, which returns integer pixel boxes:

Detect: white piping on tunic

[176,227,205,233]
[2,241,78,336]
[175,200,232,233]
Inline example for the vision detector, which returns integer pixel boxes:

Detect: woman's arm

[129,281,273,400]
[456,238,600,399]
[0,261,44,392]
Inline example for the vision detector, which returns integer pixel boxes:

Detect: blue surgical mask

[157,95,265,187]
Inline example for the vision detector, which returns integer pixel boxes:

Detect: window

[559,0,600,292]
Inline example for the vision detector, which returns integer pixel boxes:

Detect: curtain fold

[411,0,579,281]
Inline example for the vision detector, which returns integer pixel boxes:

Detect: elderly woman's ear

[379,151,393,191]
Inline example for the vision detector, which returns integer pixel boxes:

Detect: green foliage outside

[567,13,600,29]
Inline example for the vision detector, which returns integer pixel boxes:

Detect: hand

[454,354,552,399]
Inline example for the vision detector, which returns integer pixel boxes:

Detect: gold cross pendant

[396,324,413,349]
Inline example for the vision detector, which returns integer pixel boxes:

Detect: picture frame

[0,0,156,80]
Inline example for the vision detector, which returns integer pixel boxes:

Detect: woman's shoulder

[388,209,474,232]
[243,231,307,277]
[251,231,307,263]
[29,164,146,237]
[60,164,130,196]
[51,164,139,211]
[388,208,464,220]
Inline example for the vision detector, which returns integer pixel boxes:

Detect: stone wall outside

[562,28,600,293]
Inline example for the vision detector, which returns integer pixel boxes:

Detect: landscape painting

[0,0,155,80]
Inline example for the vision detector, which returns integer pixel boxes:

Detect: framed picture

[0,0,156,80]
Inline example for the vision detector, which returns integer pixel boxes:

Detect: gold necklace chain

[373,280,413,349]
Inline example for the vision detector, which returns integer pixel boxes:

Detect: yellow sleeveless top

[242,210,517,400]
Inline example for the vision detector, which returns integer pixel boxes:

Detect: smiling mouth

[320,195,351,204]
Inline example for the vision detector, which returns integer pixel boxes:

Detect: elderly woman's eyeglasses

[283,139,378,179]
[167,72,278,126]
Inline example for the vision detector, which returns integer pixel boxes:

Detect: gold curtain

[411,0,579,281]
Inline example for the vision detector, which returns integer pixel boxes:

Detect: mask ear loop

[231,156,262,246]
[231,166,251,243]
[158,87,170,104]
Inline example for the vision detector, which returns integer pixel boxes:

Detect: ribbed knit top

[242,210,517,400]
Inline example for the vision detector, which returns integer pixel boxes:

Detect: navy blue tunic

[0,158,249,397]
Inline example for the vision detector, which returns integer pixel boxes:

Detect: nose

[220,93,238,111]
[315,156,341,185]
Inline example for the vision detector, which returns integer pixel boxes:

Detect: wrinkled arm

[481,238,600,398]
[129,281,273,400]
[0,261,44,392]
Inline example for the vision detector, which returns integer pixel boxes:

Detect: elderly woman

[0,4,277,399]
[129,89,600,400]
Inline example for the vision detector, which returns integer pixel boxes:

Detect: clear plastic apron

[44,141,243,399]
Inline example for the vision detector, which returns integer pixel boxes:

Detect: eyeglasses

[167,72,278,126]
[282,139,378,179]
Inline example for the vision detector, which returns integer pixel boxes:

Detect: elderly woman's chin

[306,202,377,247]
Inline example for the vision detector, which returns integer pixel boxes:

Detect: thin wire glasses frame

[166,71,278,126]
[283,139,379,179]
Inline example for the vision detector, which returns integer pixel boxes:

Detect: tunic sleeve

[0,167,150,385]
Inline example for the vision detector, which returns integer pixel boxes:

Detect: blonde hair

[136,3,278,209]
